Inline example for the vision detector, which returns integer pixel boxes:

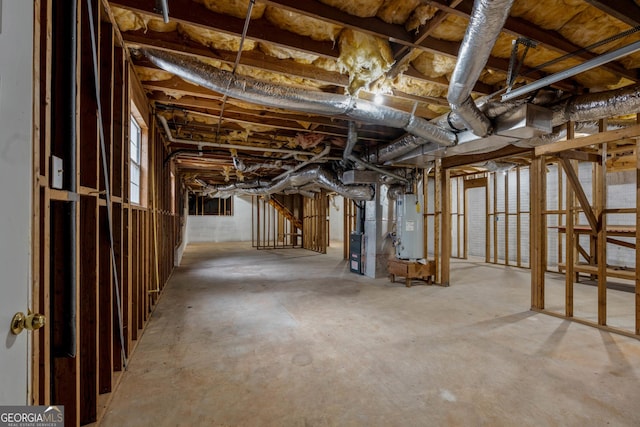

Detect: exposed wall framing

[532,119,640,339]
[31,2,182,424]
[303,192,328,254]
[251,195,303,249]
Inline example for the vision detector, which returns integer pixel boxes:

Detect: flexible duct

[551,84,640,126]
[204,165,374,201]
[343,121,357,162]
[232,156,293,173]
[386,184,406,201]
[447,0,515,137]
[143,48,456,146]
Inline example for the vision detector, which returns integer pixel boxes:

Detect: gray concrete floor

[101,242,640,427]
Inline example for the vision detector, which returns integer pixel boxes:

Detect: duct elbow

[450,96,493,137]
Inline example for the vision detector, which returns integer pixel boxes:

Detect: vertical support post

[531,156,546,309]
[636,114,640,335]
[516,167,521,267]
[596,120,607,325]
[434,160,441,284]
[493,172,498,263]
[505,171,509,265]
[565,122,575,317]
[485,172,490,263]
[441,167,451,286]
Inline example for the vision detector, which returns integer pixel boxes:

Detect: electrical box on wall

[395,193,424,260]
[51,155,63,189]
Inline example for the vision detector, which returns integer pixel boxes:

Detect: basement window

[188,194,233,216]
[130,116,142,205]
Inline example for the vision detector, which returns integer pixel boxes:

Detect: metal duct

[232,156,293,173]
[343,121,357,162]
[143,48,456,146]
[386,184,406,201]
[204,165,374,201]
[517,121,627,148]
[551,84,640,126]
[447,0,515,137]
[370,134,445,164]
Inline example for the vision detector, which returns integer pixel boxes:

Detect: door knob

[11,311,46,335]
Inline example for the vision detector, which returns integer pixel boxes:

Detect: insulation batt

[338,29,395,95]
[411,52,456,79]
[405,5,438,33]
[510,0,587,31]
[111,7,148,32]
[197,0,266,19]
[259,42,319,64]
[264,7,342,42]
[319,0,384,18]
[178,23,257,51]
[376,0,420,25]
[135,66,173,82]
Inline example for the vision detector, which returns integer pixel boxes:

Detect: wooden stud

[434,160,441,284]
[516,167,521,267]
[596,120,607,326]
[485,173,490,263]
[441,168,451,286]
[636,114,640,335]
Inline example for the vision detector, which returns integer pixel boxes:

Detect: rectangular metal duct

[342,170,380,184]
[494,103,552,139]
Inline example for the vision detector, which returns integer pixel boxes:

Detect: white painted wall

[187,196,253,242]
[329,195,344,242]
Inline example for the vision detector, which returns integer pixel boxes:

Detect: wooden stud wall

[533,120,640,339]
[31,2,183,425]
[303,192,328,254]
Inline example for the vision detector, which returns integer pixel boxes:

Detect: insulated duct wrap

[205,165,374,201]
[143,48,456,146]
[447,0,515,137]
[551,84,640,126]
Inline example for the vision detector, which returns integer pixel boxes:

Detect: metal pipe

[347,155,409,183]
[447,0,515,136]
[160,0,169,23]
[87,0,127,367]
[502,41,640,102]
[53,0,78,358]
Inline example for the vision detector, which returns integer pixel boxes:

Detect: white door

[0,0,34,404]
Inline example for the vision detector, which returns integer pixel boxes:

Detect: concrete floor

[101,242,640,427]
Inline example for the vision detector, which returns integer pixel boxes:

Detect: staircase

[268,197,302,230]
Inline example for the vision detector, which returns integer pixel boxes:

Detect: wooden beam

[111,0,339,58]
[535,124,640,156]
[558,157,600,233]
[442,145,533,169]
[124,30,347,86]
[557,150,602,163]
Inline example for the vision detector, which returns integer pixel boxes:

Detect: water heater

[395,194,425,260]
